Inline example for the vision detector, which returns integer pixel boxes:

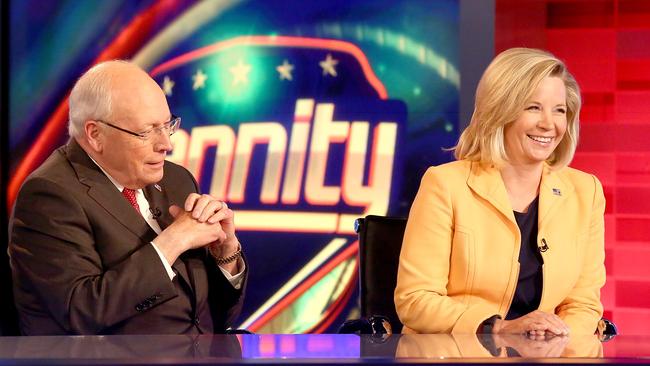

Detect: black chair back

[356,215,407,334]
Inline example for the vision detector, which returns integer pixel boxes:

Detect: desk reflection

[1,334,650,363]
[0,334,360,360]
[394,333,603,358]
[1,335,242,359]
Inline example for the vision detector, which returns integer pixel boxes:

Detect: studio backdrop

[8,0,460,333]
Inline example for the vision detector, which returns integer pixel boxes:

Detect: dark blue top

[506,196,543,320]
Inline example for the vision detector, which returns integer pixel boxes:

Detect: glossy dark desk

[0,334,648,365]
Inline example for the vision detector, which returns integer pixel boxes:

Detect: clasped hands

[493,310,569,339]
[489,311,571,357]
[153,193,240,272]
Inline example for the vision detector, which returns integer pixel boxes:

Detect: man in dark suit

[9,60,247,335]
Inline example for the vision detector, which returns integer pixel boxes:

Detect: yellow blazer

[395,160,605,334]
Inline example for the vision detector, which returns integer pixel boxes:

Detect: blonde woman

[395,48,605,336]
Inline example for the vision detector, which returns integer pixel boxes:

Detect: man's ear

[84,121,104,153]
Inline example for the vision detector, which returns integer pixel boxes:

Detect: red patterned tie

[121,188,141,213]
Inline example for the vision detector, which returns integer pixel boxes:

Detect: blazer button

[193,317,200,326]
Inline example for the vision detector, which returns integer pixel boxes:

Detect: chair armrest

[597,318,617,342]
[338,315,392,334]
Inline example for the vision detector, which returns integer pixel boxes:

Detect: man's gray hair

[67,60,131,138]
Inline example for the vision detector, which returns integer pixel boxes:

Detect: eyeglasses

[96,115,181,143]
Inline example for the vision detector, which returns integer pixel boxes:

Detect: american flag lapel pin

[552,188,561,196]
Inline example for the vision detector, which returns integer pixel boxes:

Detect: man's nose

[154,129,173,152]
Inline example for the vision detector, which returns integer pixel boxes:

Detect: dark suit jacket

[9,139,247,335]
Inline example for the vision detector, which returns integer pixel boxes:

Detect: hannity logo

[168,98,398,234]
[151,36,406,235]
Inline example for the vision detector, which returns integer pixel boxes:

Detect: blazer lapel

[538,164,574,232]
[64,140,155,241]
[466,162,517,226]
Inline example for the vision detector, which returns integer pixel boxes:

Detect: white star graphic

[161,76,175,96]
[229,59,252,86]
[276,59,294,81]
[319,53,339,77]
[192,69,208,90]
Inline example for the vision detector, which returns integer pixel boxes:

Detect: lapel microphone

[539,238,549,253]
[149,207,162,219]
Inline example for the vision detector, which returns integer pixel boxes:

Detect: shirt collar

[88,156,140,194]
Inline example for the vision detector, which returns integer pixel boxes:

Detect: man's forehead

[109,85,169,121]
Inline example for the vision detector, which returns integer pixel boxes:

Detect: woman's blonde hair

[454,47,581,169]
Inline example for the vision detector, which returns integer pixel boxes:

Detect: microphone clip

[149,207,162,219]
[539,238,549,253]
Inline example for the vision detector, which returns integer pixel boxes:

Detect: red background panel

[612,248,650,278]
[616,218,650,242]
[617,154,650,184]
[616,281,650,308]
[618,0,650,27]
[497,0,650,334]
[580,92,615,123]
[616,92,650,124]
[545,0,614,29]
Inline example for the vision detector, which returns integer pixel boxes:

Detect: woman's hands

[494,310,569,339]
[492,333,569,357]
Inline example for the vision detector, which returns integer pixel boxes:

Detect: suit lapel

[143,184,174,229]
[538,164,573,232]
[65,140,154,241]
[466,162,517,226]
[143,179,194,290]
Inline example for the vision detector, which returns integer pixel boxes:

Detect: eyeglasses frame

[95,115,181,141]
